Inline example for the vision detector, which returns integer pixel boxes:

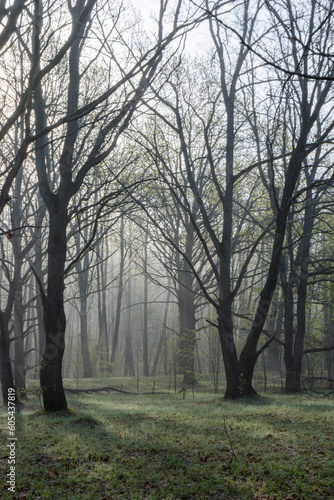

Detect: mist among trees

[1,1,334,498]
[1,0,334,412]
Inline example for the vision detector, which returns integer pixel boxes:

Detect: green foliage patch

[1,387,333,499]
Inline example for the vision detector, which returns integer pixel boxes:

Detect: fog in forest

[1,0,334,497]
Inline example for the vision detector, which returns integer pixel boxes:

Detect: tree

[134,0,334,398]
[0,0,106,408]
[128,122,206,385]
[31,0,206,411]
[226,0,334,396]
[109,213,126,370]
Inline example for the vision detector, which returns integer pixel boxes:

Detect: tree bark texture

[40,209,68,411]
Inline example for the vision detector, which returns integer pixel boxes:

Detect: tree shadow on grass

[3,393,333,499]
[6,401,254,500]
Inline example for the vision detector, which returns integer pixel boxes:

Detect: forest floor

[0,378,333,499]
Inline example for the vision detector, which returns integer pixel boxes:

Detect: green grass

[1,381,334,499]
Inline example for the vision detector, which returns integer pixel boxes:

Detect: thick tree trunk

[286,287,307,393]
[40,210,68,411]
[178,287,196,385]
[176,221,197,385]
[218,300,256,398]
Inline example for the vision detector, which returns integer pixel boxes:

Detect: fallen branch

[65,386,136,395]
[301,387,334,397]
[301,377,334,397]
[303,376,334,384]
[64,386,167,396]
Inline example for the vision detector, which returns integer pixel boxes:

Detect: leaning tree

[135,0,334,398]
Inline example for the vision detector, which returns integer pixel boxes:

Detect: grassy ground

[1,380,333,499]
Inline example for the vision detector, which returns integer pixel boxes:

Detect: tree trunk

[124,332,135,377]
[266,293,283,374]
[10,162,27,394]
[0,312,19,410]
[151,292,171,377]
[284,194,314,393]
[40,209,68,411]
[14,279,26,395]
[237,129,312,396]
[96,257,106,374]
[79,293,92,378]
[123,272,134,377]
[34,233,46,366]
[324,291,334,386]
[281,254,296,392]
[218,300,254,398]
[176,221,197,385]
[75,232,93,378]
[178,286,196,385]
[142,232,150,377]
[110,215,125,369]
